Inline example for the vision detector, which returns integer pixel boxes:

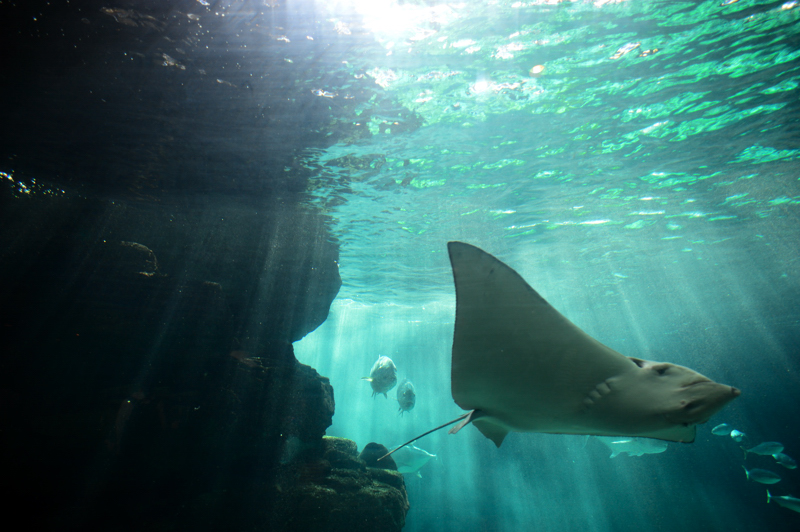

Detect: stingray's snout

[730,386,741,397]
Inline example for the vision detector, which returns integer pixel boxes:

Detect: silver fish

[743,466,781,485]
[711,423,731,436]
[730,429,746,442]
[767,490,800,513]
[362,355,398,398]
[595,436,668,458]
[745,441,784,457]
[773,452,797,470]
[397,379,416,415]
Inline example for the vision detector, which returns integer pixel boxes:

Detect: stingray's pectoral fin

[472,417,510,447]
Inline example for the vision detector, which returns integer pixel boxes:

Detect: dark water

[2,0,799,530]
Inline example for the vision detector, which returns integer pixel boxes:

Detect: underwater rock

[272,436,410,532]
[0,189,342,530]
[0,0,401,201]
[359,442,398,470]
[0,189,341,346]
[322,436,365,470]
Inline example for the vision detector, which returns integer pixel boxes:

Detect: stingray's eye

[630,358,645,368]
[654,365,668,376]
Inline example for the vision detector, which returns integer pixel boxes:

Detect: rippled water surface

[296,1,800,531]
[301,0,799,305]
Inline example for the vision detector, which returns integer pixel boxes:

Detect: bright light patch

[471,79,490,93]
[337,0,459,44]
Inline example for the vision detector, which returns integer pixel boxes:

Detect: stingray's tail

[377,411,474,462]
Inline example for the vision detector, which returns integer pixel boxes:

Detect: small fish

[230,350,261,368]
[773,452,797,470]
[745,441,784,457]
[730,429,746,442]
[595,436,668,458]
[392,444,436,477]
[362,356,398,398]
[767,490,800,513]
[106,391,146,454]
[743,466,781,484]
[711,423,731,436]
[397,379,416,415]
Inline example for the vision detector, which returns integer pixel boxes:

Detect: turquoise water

[295,1,800,530]
[3,0,797,529]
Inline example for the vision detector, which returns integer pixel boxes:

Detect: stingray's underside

[447,241,740,447]
[377,243,740,462]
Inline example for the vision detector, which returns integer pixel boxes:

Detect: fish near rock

[397,379,416,415]
[362,356,398,398]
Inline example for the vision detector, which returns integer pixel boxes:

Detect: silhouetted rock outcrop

[269,437,410,532]
[0,188,367,530]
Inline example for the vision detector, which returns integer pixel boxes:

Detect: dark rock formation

[0,186,358,530]
[0,0,421,200]
[0,0,414,528]
[270,437,410,532]
[359,442,399,470]
[0,189,341,346]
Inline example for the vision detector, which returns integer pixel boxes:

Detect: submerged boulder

[271,436,410,532]
[359,442,398,470]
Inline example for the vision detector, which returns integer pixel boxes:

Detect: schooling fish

[362,355,398,398]
[730,429,746,442]
[397,379,416,415]
[773,452,797,470]
[745,441,784,457]
[711,423,731,436]
[743,466,781,485]
[380,242,740,461]
[767,490,800,513]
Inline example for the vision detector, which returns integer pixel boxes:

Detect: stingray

[381,242,740,459]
